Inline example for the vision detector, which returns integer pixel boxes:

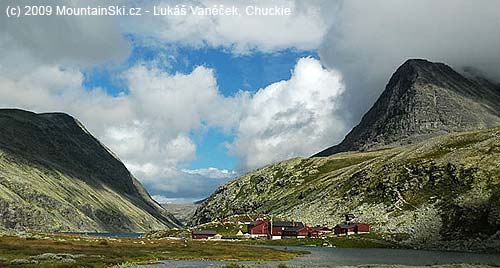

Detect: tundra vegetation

[0,233,303,268]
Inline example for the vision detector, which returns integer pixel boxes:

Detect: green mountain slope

[191,127,500,247]
[0,109,180,232]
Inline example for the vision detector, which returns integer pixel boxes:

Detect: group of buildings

[191,215,370,240]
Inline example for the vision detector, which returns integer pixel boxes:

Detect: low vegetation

[191,127,500,251]
[0,233,304,268]
[243,233,395,248]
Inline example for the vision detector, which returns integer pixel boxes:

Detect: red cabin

[282,226,311,238]
[192,230,217,240]
[334,224,356,235]
[355,223,370,233]
[269,221,304,239]
[247,220,269,237]
[314,226,333,234]
[334,223,370,235]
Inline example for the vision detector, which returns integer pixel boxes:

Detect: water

[61,232,143,238]
[145,246,500,268]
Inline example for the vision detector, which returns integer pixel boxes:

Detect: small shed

[355,223,370,233]
[334,224,356,235]
[192,230,217,240]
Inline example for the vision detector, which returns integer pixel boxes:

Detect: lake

[61,232,143,238]
[145,246,500,268]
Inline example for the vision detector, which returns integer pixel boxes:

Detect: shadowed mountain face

[314,59,500,157]
[0,109,180,232]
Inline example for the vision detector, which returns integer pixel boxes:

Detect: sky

[1,0,499,203]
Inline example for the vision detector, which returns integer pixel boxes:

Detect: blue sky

[83,36,318,172]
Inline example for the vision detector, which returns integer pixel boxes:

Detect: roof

[336,224,356,229]
[284,226,308,232]
[192,230,217,235]
[314,226,332,231]
[249,220,267,226]
[272,221,304,227]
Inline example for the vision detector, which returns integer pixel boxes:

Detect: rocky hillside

[191,59,500,249]
[0,109,180,232]
[161,203,199,226]
[191,126,500,249]
[314,59,500,156]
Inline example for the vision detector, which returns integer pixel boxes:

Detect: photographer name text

[5,4,293,18]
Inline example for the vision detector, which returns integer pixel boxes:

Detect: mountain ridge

[0,108,180,232]
[314,59,500,157]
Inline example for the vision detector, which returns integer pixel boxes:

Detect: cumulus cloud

[129,0,334,53]
[0,0,130,67]
[182,167,237,179]
[319,0,500,123]
[229,57,346,170]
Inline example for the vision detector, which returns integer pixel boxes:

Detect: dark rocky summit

[314,59,500,157]
[0,109,180,232]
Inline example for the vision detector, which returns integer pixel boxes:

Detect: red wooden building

[334,224,356,235]
[269,221,304,239]
[355,223,370,233]
[247,220,269,237]
[334,223,371,235]
[282,226,311,238]
[309,226,332,237]
[192,230,217,240]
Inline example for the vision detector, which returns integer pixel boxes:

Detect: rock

[10,259,35,265]
[314,59,500,157]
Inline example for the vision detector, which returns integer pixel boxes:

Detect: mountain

[161,203,199,226]
[314,59,500,157]
[0,109,180,232]
[191,126,500,249]
[191,59,500,250]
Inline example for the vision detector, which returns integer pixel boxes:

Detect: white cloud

[129,0,334,53]
[229,57,346,170]
[151,195,203,204]
[0,0,130,67]
[319,0,500,123]
[0,56,345,199]
[182,167,237,179]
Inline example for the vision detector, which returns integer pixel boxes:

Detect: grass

[242,233,395,248]
[0,234,304,268]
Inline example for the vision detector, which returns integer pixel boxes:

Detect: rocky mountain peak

[314,59,500,157]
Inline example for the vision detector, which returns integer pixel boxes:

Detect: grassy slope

[0,151,170,232]
[0,109,178,232]
[192,127,500,248]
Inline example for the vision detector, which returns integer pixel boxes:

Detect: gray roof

[192,230,217,235]
[336,224,356,229]
[271,221,304,227]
